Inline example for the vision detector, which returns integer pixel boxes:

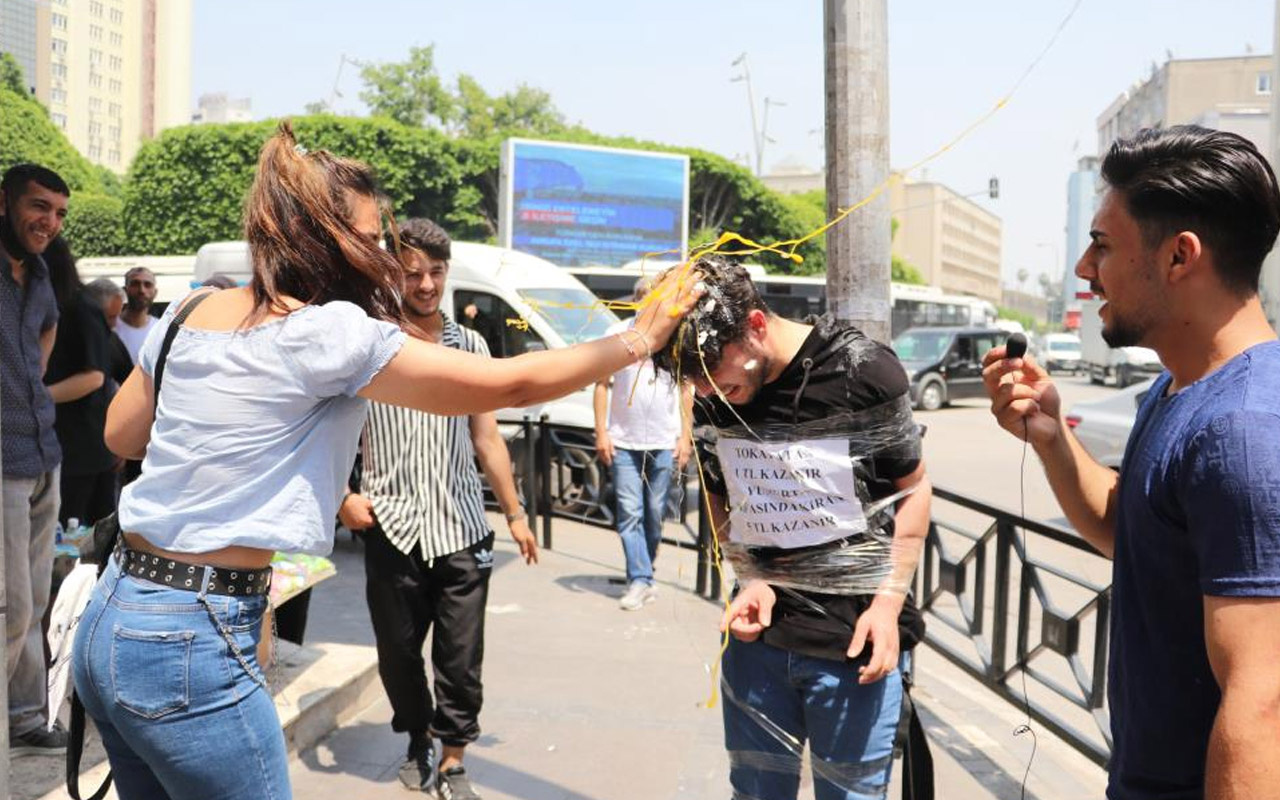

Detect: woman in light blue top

[70,122,698,800]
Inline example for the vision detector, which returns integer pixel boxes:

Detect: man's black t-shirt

[695,315,925,662]
[45,291,114,476]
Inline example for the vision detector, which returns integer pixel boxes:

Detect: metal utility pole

[730,53,762,176]
[824,0,891,343]
[759,97,786,176]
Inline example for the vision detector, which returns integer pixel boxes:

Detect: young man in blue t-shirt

[985,125,1280,800]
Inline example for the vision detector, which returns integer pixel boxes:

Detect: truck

[1078,297,1163,387]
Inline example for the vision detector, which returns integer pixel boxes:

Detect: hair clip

[294,143,308,155]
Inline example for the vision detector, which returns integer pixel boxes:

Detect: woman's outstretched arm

[361,268,702,416]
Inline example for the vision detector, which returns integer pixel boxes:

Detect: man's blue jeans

[72,556,289,799]
[611,448,673,585]
[721,637,903,800]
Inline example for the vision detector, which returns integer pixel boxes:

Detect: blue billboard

[499,138,690,267]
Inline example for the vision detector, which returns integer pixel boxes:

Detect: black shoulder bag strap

[66,290,215,800]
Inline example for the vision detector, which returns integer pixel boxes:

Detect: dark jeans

[363,526,493,746]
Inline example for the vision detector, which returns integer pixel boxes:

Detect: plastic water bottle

[54,521,64,544]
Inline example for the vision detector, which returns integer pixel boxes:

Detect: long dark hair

[243,121,405,324]
[43,234,81,312]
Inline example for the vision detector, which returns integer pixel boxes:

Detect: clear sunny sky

[192,0,1275,287]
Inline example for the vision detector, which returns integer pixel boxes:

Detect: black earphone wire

[1015,416,1038,799]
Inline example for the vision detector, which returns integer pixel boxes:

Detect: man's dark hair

[1101,125,1280,295]
[392,217,451,262]
[652,255,770,379]
[1,163,71,203]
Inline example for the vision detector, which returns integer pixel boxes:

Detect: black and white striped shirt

[361,315,492,559]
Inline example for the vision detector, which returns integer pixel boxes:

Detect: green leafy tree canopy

[358,45,454,128]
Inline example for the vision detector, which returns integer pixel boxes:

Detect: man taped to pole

[654,257,933,800]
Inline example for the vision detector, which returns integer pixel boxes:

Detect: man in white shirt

[115,266,157,364]
[594,278,693,611]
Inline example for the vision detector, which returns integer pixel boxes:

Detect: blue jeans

[71,556,289,800]
[721,637,903,800]
[611,448,673,585]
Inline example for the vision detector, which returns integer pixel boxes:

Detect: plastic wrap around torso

[712,400,917,550]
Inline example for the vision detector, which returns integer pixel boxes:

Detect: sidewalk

[290,515,1108,800]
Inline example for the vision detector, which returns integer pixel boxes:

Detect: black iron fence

[489,416,1112,765]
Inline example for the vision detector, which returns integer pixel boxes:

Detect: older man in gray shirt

[0,164,70,755]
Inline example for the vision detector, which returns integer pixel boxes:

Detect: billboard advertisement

[499,138,689,267]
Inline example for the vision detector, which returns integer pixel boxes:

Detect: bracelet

[618,329,652,363]
[505,510,528,524]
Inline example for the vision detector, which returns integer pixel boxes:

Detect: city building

[1054,155,1101,326]
[1000,287,1050,324]
[192,92,252,124]
[0,0,41,96]
[759,157,824,195]
[0,0,191,172]
[889,175,1003,304]
[1097,54,1272,157]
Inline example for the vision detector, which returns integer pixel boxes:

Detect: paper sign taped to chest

[717,435,867,548]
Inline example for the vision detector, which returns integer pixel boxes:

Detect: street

[916,373,1115,525]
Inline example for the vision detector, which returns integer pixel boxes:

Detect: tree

[358,45,453,128]
[890,217,924,284]
[451,75,564,139]
[0,87,105,194]
[63,194,125,256]
[122,115,465,254]
[0,52,28,95]
[302,100,330,115]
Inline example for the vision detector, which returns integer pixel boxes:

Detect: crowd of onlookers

[0,161,224,756]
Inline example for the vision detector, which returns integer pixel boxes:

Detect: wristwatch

[505,510,528,524]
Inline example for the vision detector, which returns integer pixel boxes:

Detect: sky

[192,0,1275,288]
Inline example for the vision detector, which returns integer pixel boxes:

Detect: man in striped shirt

[339,218,537,799]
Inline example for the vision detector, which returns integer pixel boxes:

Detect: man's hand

[338,492,376,531]
[509,518,539,565]
[674,436,692,471]
[721,581,776,642]
[849,594,903,685]
[595,429,615,467]
[981,346,1063,448]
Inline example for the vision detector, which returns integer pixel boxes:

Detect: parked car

[1065,378,1155,468]
[891,326,1006,411]
[1040,332,1083,375]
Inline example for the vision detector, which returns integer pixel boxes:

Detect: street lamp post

[730,53,762,177]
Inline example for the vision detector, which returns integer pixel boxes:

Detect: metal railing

[919,487,1112,766]
[487,419,1113,765]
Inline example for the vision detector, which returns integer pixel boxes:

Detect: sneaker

[11,722,68,757]
[398,742,436,792]
[437,764,482,800]
[619,580,657,611]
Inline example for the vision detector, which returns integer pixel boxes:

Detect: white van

[76,254,198,310]
[190,240,620,428]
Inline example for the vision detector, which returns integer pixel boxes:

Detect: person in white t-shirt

[115,266,158,364]
[594,278,693,611]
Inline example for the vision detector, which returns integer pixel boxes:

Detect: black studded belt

[115,543,273,597]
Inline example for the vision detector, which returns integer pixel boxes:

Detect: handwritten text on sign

[717,436,866,549]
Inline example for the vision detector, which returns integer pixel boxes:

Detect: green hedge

[118,115,832,268]
[122,116,464,255]
[62,193,125,257]
[0,88,106,194]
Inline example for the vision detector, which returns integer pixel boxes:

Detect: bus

[568,262,995,337]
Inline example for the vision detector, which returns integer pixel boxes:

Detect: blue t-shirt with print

[1109,341,1280,800]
